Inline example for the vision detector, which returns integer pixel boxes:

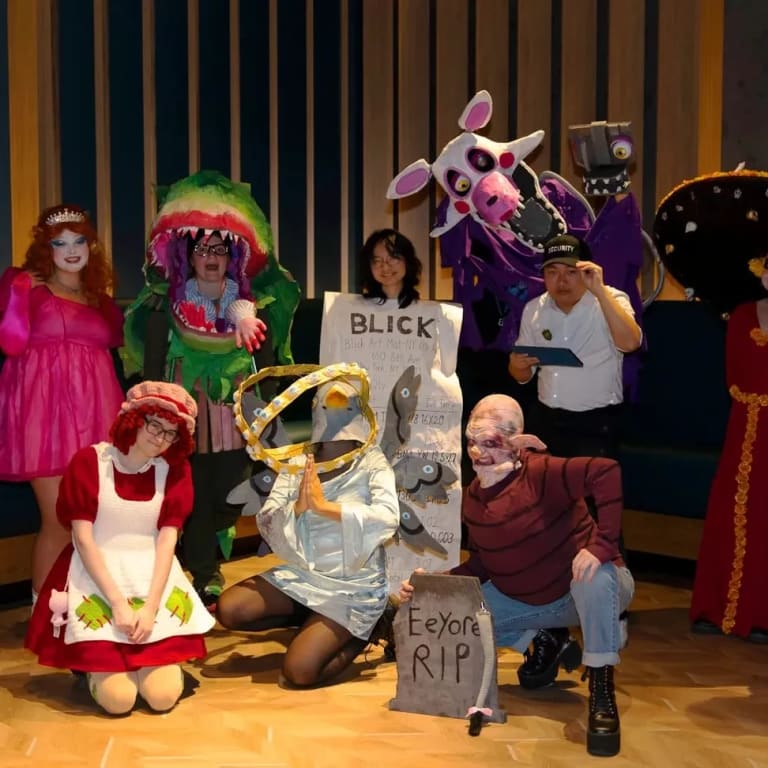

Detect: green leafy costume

[121,171,300,591]
[122,170,299,398]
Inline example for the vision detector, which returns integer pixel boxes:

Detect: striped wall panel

[108,0,145,298]
[154,0,189,199]
[312,0,342,296]
[58,1,98,226]
[0,0,10,273]
[1,0,743,306]
[199,0,231,175]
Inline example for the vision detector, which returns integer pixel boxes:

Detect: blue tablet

[510,345,583,367]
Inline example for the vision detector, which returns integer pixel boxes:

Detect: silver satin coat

[256,445,399,639]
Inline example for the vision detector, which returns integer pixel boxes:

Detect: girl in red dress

[25,382,215,714]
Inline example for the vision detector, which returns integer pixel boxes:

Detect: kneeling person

[217,377,399,688]
[400,394,634,757]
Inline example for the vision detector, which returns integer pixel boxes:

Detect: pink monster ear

[459,90,493,132]
[387,159,432,199]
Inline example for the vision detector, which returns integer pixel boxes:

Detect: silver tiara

[45,209,86,227]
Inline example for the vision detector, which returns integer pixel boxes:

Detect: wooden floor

[1,553,766,768]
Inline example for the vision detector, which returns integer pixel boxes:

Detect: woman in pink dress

[25,382,214,714]
[0,204,124,596]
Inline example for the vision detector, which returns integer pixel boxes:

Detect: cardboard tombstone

[389,573,506,726]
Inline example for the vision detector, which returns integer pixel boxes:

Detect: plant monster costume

[122,170,299,603]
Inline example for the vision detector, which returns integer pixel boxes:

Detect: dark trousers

[533,402,624,460]
[183,449,252,590]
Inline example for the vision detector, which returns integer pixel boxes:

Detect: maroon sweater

[452,452,625,605]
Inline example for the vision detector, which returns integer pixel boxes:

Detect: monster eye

[610,136,633,161]
[446,170,471,196]
[400,387,411,398]
[467,148,495,173]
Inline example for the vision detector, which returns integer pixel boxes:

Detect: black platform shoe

[517,628,583,689]
[585,665,620,757]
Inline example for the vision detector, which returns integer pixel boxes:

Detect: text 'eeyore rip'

[350,312,435,337]
[406,605,480,683]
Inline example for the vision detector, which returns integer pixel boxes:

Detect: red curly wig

[22,204,116,304]
[110,403,195,465]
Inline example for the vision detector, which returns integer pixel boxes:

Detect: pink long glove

[0,269,32,356]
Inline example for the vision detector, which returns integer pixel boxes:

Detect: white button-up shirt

[516,288,635,412]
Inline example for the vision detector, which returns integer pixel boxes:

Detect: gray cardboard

[389,573,506,724]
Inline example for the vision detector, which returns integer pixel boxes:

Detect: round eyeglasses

[193,242,230,257]
[370,254,402,268]
[144,416,180,443]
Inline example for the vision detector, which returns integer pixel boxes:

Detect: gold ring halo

[233,362,378,475]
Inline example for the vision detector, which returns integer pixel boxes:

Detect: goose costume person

[217,368,399,688]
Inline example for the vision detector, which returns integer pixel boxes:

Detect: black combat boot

[585,665,620,756]
[517,628,582,689]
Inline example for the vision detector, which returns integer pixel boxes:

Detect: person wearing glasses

[0,204,124,604]
[185,231,265,345]
[358,229,421,308]
[122,172,299,612]
[25,381,214,715]
[148,229,267,610]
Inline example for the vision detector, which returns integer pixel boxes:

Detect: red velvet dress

[25,445,209,670]
[690,302,768,637]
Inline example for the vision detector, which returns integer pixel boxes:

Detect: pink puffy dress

[0,268,124,480]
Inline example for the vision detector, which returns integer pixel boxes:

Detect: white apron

[64,443,214,645]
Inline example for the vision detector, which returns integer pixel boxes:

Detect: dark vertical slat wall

[595,0,610,121]
[198,0,230,176]
[517,1,552,174]
[642,0,659,229]
[609,0,647,222]
[361,0,394,242]
[58,1,97,225]
[0,0,11,273]
[107,0,145,298]
[275,0,307,291]
[154,0,189,191]
[238,0,271,218]
[396,0,431,292]
[345,0,364,292]
[507,0,519,139]
[4,0,751,302]
[722,0,768,170]
[312,0,342,295]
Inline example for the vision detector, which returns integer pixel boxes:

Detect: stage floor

[0,552,766,767]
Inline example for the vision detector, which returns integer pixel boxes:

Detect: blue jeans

[481,563,635,668]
